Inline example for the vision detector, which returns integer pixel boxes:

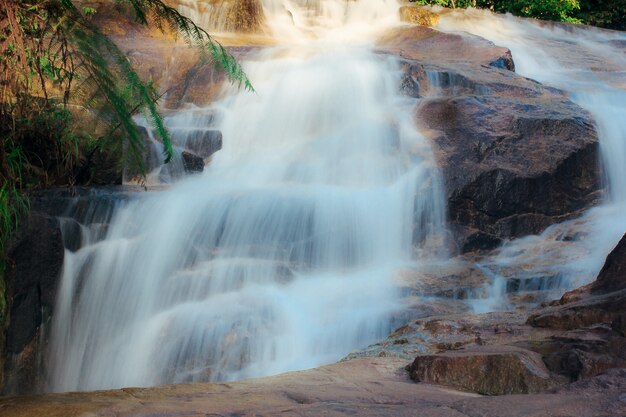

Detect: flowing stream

[48,0,446,392]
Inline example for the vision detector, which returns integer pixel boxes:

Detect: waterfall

[434,8,626,303]
[48,0,447,392]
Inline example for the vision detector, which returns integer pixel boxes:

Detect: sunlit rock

[399,5,439,27]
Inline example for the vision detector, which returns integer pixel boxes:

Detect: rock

[174,0,266,33]
[2,187,143,394]
[2,357,625,417]
[591,233,626,294]
[528,290,626,330]
[399,6,439,27]
[526,335,626,382]
[6,215,63,355]
[528,236,626,332]
[170,128,223,158]
[450,368,626,417]
[377,26,515,71]
[424,95,599,251]
[407,346,554,395]
[181,150,205,173]
[3,213,64,394]
[377,26,601,251]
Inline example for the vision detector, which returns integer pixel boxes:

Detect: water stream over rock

[47,0,447,392]
[42,2,626,394]
[433,8,626,310]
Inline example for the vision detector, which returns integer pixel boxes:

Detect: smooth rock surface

[1,357,626,417]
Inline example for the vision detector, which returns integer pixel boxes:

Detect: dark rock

[378,26,602,252]
[2,187,141,394]
[418,95,600,252]
[408,346,554,395]
[591,233,626,295]
[181,151,205,173]
[170,128,223,158]
[489,49,515,71]
[6,215,63,355]
[3,213,64,394]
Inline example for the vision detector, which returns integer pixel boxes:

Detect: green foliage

[413,0,625,27]
[492,0,581,22]
[0,0,252,254]
[575,0,626,30]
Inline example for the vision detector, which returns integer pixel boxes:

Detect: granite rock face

[408,346,555,395]
[378,26,601,252]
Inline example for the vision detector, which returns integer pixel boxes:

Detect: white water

[434,8,626,307]
[48,3,626,391]
[48,0,447,391]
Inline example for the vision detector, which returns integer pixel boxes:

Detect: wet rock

[420,95,600,252]
[528,237,626,331]
[379,26,602,251]
[527,290,626,330]
[408,346,554,395]
[6,215,63,355]
[591,233,626,295]
[174,0,266,33]
[170,128,223,158]
[2,187,141,394]
[377,26,515,71]
[1,357,626,417]
[526,334,626,382]
[3,213,64,394]
[181,151,205,173]
[399,6,440,27]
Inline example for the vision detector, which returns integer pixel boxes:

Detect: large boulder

[420,94,599,252]
[408,346,555,395]
[377,26,601,252]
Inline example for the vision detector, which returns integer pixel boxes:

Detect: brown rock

[528,290,626,330]
[173,0,266,33]
[591,233,626,294]
[2,357,625,417]
[181,151,205,173]
[399,6,440,27]
[408,346,554,395]
[377,26,515,70]
[421,95,600,251]
[529,236,626,332]
[378,26,601,251]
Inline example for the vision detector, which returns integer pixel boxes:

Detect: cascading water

[48,0,447,392]
[433,8,626,307]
